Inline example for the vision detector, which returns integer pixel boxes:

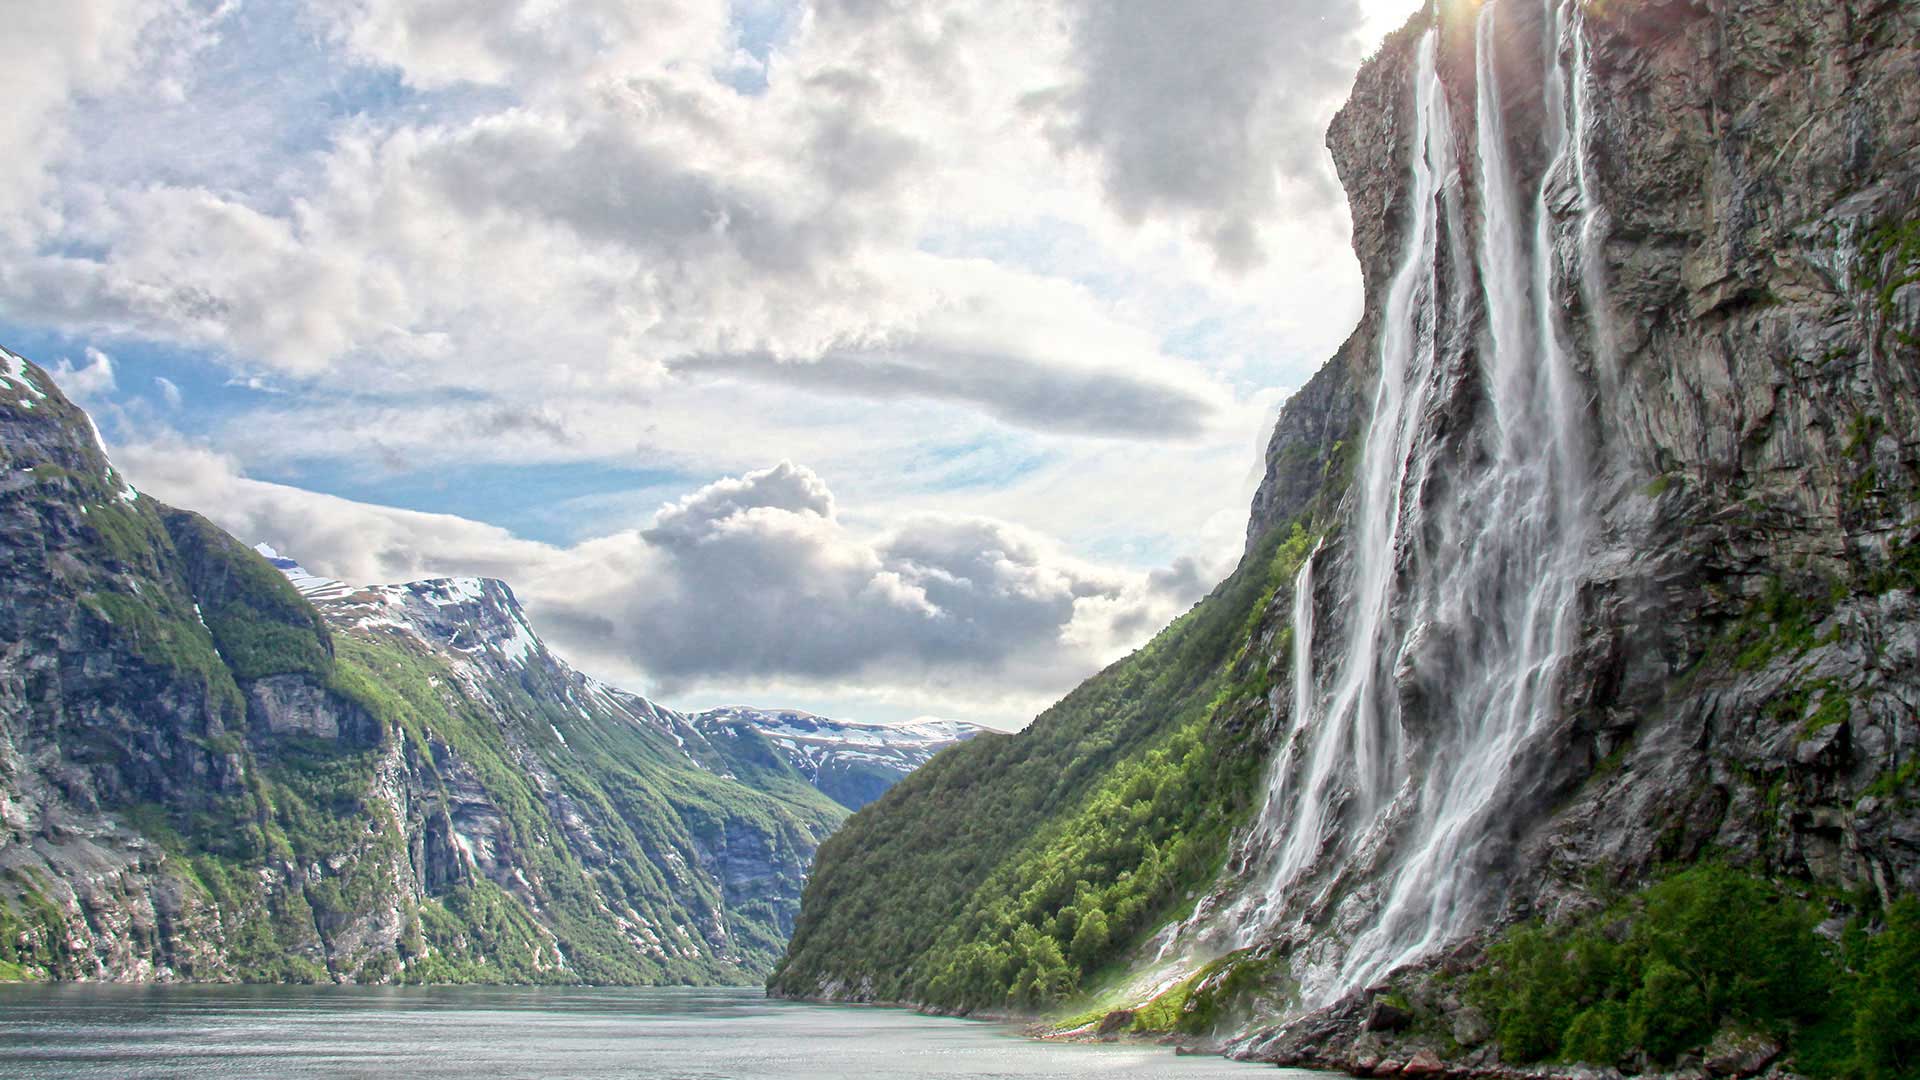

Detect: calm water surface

[0,985,1301,1078]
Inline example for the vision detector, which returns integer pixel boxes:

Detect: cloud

[312,0,732,94]
[116,443,1202,717]
[647,460,836,535]
[116,438,552,586]
[1,187,411,374]
[1,0,1385,723]
[548,461,1197,695]
[0,0,170,238]
[50,347,118,400]
[153,376,183,407]
[1039,0,1367,270]
[223,373,286,394]
[673,343,1218,440]
[0,0,1361,448]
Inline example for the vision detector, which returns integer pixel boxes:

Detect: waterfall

[1331,0,1593,991]
[1289,551,1316,749]
[1227,29,1461,944]
[1565,1,1616,377]
[1215,0,1602,1007]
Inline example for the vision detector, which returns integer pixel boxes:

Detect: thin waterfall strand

[1566,0,1616,377]
[1289,551,1317,753]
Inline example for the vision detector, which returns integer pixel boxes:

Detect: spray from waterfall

[1214,0,1604,1006]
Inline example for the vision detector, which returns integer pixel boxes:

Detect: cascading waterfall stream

[1333,0,1593,992]
[1289,551,1317,751]
[1565,0,1616,378]
[1226,29,1461,939]
[1205,0,1609,1009]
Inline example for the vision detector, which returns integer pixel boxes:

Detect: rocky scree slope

[774,0,1920,1075]
[0,352,853,984]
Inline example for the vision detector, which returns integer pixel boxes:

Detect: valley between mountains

[0,353,976,984]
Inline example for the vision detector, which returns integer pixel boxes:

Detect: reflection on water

[0,984,1303,1078]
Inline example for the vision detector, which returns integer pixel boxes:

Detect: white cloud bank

[121,442,1200,727]
[0,0,1403,724]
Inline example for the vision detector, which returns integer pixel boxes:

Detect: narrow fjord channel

[0,985,1302,1079]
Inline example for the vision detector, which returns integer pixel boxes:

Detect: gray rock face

[246,675,377,743]
[1217,0,1920,1065]
[1244,355,1360,554]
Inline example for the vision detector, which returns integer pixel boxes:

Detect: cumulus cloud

[0,0,166,237]
[585,461,1176,690]
[49,347,119,401]
[116,444,1203,717]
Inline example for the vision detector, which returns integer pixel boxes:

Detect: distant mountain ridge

[690,707,985,810]
[252,551,984,811]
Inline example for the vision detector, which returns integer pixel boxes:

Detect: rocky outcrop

[246,675,379,743]
[1244,351,1360,554]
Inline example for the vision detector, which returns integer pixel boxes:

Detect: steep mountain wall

[774,0,1920,1073]
[0,353,851,984]
[1213,0,1920,1066]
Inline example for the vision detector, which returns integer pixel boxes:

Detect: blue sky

[0,0,1415,728]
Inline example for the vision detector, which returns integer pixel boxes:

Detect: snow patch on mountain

[253,543,356,600]
[0,347,46,406]
[692,706,984,808]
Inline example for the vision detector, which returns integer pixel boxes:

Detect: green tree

[1070,908,1109,970]
[1852,899,1920,1080]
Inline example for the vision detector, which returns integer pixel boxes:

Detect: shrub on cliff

[1469,866,1920,1077]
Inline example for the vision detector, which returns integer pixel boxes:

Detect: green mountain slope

[769,359,1356,1008]
[0,349,846,984]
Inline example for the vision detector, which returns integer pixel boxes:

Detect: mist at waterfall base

[1168,0,1615,1012]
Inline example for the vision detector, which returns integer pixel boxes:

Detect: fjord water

[0,985,1289,1079]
